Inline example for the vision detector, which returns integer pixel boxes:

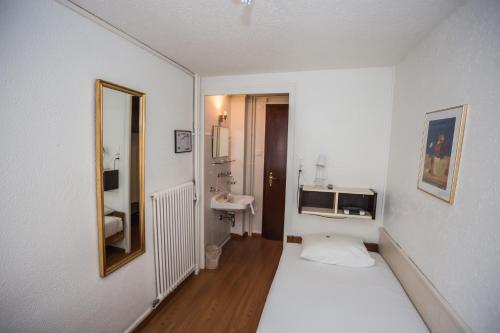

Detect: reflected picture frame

[417,104,468,204]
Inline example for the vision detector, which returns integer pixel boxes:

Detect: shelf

[299,185,377,220]
[334,187,375,195]
[211,159,235,165]
[301,207,373,220]
[301,207,336,218]
[301,185,337,193]
[301,185,374,196]
[335,212,373,220]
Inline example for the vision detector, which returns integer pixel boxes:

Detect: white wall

[202,67,394,242]
[103,87,132,252]
[103,88,131,215]
[384,1,500,332]
[0,1,194,332]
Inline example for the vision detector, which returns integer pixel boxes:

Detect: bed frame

[379,228,471,333]
[286,230,471,332]
[105,211,125,245]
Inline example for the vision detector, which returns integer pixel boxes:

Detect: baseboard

[127,272,196,332]
[230,232,248,238]
[230,232,262,239]
[379,228,471,333]
[218,233,231,248]
[125,307,153,333]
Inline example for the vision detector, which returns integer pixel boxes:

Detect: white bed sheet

[257,243,428,333]
[104,215,123,238]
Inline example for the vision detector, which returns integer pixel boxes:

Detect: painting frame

[174,130,193,153]
[417,104,468,204]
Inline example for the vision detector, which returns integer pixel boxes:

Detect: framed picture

[417,104,468,204]
[174,130,192,153]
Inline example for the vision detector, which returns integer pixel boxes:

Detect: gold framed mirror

[95,80,145,277]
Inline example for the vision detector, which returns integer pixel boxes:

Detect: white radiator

[151,182,196,303]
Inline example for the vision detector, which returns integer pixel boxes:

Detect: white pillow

[103,205,114,215]
[300,233,375,267]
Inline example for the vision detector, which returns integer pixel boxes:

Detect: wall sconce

[218,111,228,125]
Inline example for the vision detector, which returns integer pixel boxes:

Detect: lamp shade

[316,154,326,167]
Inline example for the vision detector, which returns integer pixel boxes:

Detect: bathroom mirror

[95,80,145,277]
[212,126,230,158]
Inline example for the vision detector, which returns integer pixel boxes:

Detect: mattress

[104,215,123,238]
[257,243,428,333]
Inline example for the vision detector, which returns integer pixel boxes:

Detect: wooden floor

[135,235,283,333]
[106,218,140,267]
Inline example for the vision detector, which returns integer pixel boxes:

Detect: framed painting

[417,104,468,204]
[174,130,192,153]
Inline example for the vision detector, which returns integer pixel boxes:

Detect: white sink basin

[211,193,255,213]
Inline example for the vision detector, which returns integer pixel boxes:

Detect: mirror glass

[96,80,145,277]
[212,126,230,158]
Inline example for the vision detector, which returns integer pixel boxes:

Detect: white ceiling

[70,0,465,76]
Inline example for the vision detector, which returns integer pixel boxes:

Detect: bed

[257,242,429,333]
[104,211,124,245]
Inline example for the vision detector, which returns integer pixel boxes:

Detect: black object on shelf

[103,170,119,191]
[337,192,377,219]
[341,206,364,215]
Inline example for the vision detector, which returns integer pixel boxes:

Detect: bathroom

[203,94,290,251]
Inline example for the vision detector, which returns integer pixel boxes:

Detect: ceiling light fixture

[241,0,252,5]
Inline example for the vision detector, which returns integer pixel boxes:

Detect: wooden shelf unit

[299,185,377,220]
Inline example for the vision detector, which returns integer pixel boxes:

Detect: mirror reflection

[212,126,230,158]
[96,80,145,277]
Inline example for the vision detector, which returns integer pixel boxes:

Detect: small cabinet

[103,169,119,191]
[299,185,377,220]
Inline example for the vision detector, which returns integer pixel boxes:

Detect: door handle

[268,171,278,187]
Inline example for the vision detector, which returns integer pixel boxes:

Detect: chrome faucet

[209,186,229,195]
[217,170,232,178]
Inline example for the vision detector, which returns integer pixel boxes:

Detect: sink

[211,193,255,213]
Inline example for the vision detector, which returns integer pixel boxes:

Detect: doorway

[202,94,289,248]
[242,95,289,240]
[261,104,289,240]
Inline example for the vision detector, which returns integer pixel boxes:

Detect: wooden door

[262,104,289,240]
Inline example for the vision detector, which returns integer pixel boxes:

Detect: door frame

[197,84,296,268]
[261,103,289,240]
